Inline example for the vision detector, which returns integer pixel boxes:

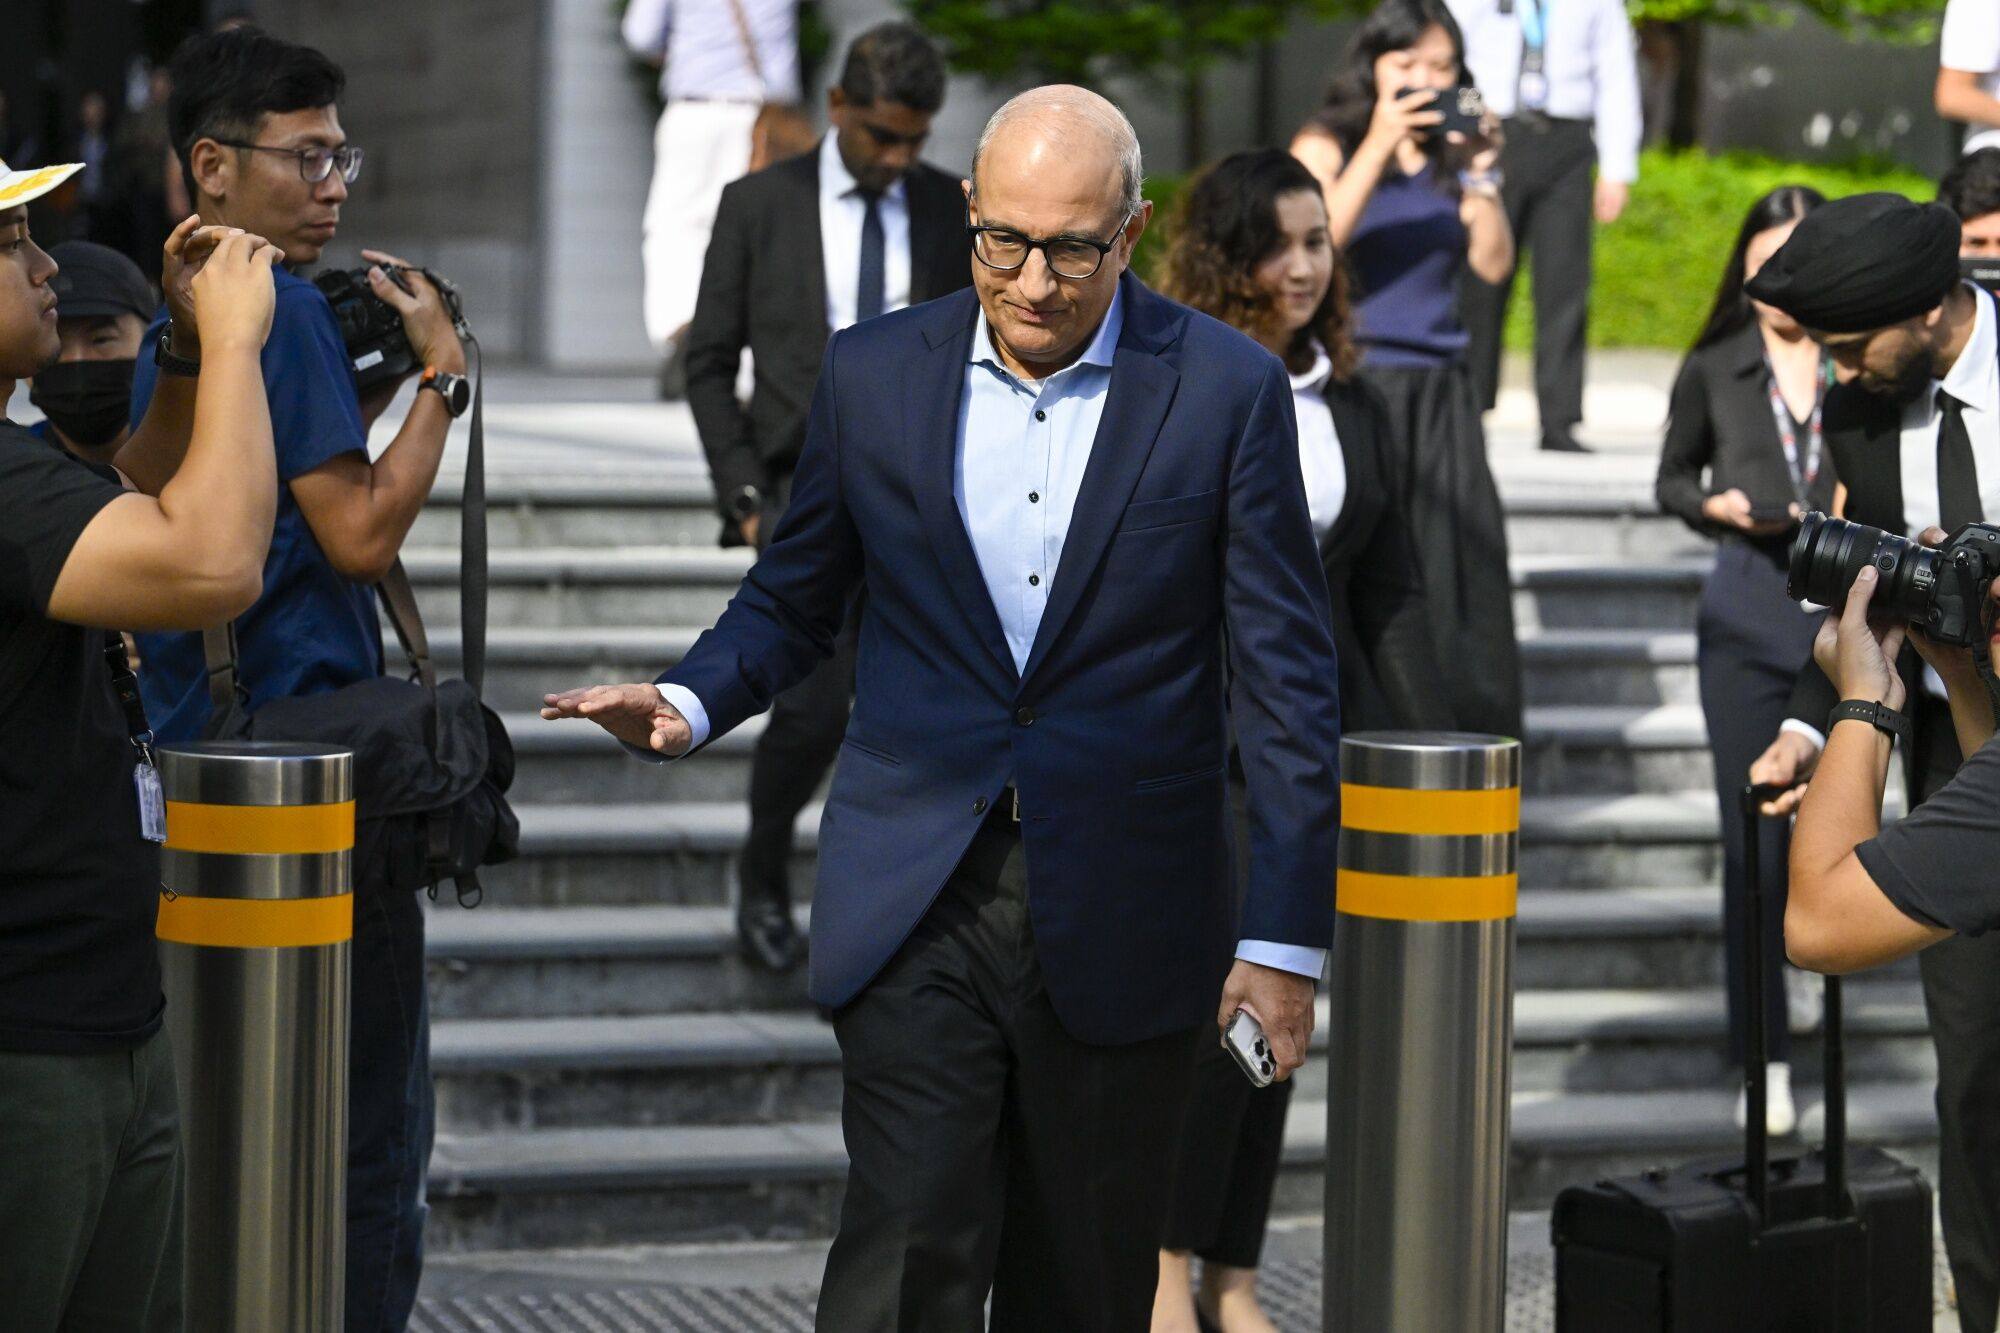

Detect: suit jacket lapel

[1320,382,1373,565]
[794,147,829,336]
[905,291,1019,684]
[1020,276,1183,687]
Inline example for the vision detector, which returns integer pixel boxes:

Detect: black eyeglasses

[213,140,364,185]
[968,209,1135,281]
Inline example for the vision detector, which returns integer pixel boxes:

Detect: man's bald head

[971,85,1143,216]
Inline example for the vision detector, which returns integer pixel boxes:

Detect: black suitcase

[1552,785,1933,1331]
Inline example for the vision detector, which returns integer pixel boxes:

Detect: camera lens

[1787,512,1939,621]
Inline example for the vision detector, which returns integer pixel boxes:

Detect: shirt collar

[819,132,905,204]
[969,285,1126,384]
[1941,282,1998,415]
[1288,340,1335,396]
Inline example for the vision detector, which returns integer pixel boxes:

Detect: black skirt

[1361,362,1524,739]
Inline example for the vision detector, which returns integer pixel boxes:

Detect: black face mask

[30,358,136,449]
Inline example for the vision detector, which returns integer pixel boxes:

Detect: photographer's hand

[1814,566,1908,712]
[161,218,283,356]
[361,248,466,376]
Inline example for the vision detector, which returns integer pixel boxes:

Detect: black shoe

[1540,431,1592,453]
[737,899,805,973]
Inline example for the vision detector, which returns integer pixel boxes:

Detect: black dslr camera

[312,263,469,391]
[1962,257,2000,297]
[1789,511,2000,647]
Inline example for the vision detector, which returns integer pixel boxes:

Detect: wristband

[1828,698,1910,748]
[154,322,201,378]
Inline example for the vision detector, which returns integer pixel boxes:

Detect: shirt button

[1016,706,1036,726]
[1035,409,1047,422]
[1029,491,1040,503]
[972,796,989,815]
[1028,573,1040,586]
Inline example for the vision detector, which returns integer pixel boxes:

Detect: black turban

[1744,192,1962,334]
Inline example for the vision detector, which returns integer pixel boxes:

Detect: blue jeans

[345,880,434,1332]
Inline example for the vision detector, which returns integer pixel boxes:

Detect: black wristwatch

[418,365,471,418]
[726,485,762,522]
[155,322,201,378]
[1829,698,1911,748]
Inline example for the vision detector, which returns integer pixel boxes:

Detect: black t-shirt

[0,420,164,1052]
[1858,728,2000,936]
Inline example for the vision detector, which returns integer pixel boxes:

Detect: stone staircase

[405,466,1940,1256]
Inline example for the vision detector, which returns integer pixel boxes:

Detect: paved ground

[418,1211,1961,1331]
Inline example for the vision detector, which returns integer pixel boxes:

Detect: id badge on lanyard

[1517,0,1550,111]
[103,632,167,844]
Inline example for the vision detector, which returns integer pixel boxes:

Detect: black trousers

[1160,1035,1294,1268]
[1362,363,1524,738]
[1695,542,1819,1068]
[1905,700,2000,1333]
[817,815,1204,1331]
[741,471,858,910]
[1463,116,1595,436]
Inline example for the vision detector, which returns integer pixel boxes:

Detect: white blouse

[1290,343,1348,540]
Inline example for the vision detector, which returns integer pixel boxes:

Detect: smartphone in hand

[1224,1008,1277,1088]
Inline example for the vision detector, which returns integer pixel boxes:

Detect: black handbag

[201,361,516,906]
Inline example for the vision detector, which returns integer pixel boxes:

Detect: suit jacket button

[972,797,988,815]
[1015,706,1036,726]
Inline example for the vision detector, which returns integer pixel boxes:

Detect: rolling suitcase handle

[1740,783,1847,1227]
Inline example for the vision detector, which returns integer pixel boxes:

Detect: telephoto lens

[1786,512,1940,620]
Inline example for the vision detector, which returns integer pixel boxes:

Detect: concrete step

[400,546,1710,633]
[473,789,1743,908]
[424,1081,1938,1252]
[428,886,1861,1022]
[420,623,1705,723]
[1521,628,1698,707]
[1522,704,1713,796]
[427,979,1932,1136]
[512,704,1721,806]
[1500,494,1706,560]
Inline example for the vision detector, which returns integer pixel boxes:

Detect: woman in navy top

[1293,0,1523,738]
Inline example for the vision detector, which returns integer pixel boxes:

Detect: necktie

[1938,389,1985,532]
[856,190,885,324]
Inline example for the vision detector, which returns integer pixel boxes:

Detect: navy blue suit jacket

[661,274,1344,1044]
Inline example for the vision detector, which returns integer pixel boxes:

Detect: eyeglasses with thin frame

[968,209,1135,281]
[213,140,364,185]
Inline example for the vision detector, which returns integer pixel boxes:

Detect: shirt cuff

[1779,718,1827,753]
[1235,940,1328,982]
[620,683,711,763]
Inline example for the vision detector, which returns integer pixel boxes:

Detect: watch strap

[155,322,201,378]
[1828,698,1911,748]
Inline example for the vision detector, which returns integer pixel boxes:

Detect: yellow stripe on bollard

[163,800,355,855]
[1340,783,1519,836]
[1336,869,1518,922]
[156,891,354,948]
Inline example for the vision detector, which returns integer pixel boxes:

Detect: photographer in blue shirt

[125,26,469,1331]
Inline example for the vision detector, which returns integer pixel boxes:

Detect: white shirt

[1445,0,1644,183]
[817,134,912,334]
[1289,345,1349,541]
[620,0,800,104]
[1782,284,2000,748]
[1943,0,2000,154]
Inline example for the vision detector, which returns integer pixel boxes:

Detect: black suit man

[1746,194,2000,1333]
[684,22,971,970]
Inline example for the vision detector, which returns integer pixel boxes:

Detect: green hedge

[1137,148,1936,350]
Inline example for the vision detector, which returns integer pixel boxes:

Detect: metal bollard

[156,741,354,1331]
[1325,731,1521,1332]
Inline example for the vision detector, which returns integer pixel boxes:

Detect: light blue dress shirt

[663,290,1326,982]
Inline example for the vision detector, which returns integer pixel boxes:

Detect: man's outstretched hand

[541,683,692,757]
[1217,959,1316,1083]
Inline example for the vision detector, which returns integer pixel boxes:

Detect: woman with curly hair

[1291,0,1523,738]
[1150,147,1452,1333]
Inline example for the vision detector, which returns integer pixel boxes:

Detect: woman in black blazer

[1149,148,1453,1333]
[1655,184,1835,1139]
